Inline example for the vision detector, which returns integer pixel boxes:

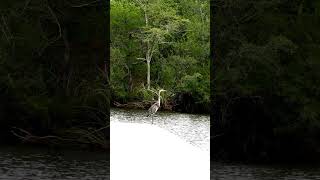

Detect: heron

[147,89,166,124]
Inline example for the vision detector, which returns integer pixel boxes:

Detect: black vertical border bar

[210,0,214,177]
[105,0,111,178]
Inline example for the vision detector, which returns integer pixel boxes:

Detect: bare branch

[11,126,108,145]
[0,16,10,43]
[80,126,109,140]
[36,2,62,56]
[212,133,224,139]
[150,41,158,59]
[147,89,158,96]
[159,41,173,44]
[47,4,62,42]
[68,0,101,8]
[21,0,32,15]
[137,57,147,61]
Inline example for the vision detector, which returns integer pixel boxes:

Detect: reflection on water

[111,108,210,152]
[0,146,108,180]
[212,162,320,180]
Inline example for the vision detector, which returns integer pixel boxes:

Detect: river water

[110,108,210,180]
[0,146,108,180]
[211,162,320,180]
[111,109,320,180]
[111,108,210,152]
[1,109,318,180]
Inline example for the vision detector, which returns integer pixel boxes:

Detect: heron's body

[147,89,166,124]
[148,102,160,116]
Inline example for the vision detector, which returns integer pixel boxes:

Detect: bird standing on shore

[148,89,166,124]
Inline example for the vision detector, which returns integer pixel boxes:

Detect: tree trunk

[147,59,150,89]
[62,28,70,94]
[144,8,151,90]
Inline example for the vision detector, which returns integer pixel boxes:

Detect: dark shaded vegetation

[212,0,320,162]
[110,0,210,114]
[0,0,109,150]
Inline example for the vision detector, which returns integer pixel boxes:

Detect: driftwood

[11,127,73,144]
[11,126,109,149]
[212,133,225,140]
[113,101,152,109]
[113,101,173,110]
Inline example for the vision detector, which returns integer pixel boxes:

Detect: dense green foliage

[0,0,108,149]
[212,0,320,162]
[110,0,210,113]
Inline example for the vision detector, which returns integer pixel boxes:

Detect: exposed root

[11,126,109,149]
[113,101,173,110]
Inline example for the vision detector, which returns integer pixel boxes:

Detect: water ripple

[111,108,210,152]
[0,147,108,180]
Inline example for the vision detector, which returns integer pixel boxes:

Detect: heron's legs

[151,116,154,124]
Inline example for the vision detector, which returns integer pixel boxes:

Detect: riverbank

[0,123,109,152]
[0,135,109,153]
[0,90,109,152]
[0,114,109,152]
[111,98,210,115]
[212,99,320,163]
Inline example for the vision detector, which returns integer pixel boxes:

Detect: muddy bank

[112,92,210,114]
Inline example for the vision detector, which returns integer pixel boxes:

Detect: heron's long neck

[157,94,161,105]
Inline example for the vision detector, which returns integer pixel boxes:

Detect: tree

[133,0,187,89]
[110,0,210,113]
[212,0,320,161]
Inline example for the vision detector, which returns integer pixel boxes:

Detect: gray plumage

[148,102,160,116]
[147,89,166,124]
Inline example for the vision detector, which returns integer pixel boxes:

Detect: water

[111,109,319,180]
[0,108,208,180]
[0,146,108,180]
[3,109,316,180]
[211,162,320,180]
[110,108,210,180]
[111,108,210,152]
